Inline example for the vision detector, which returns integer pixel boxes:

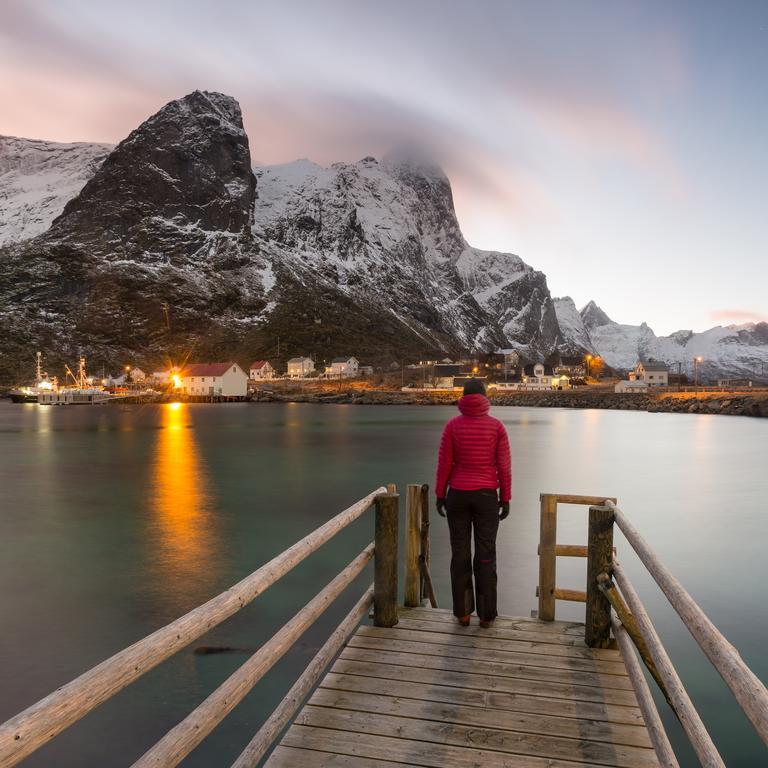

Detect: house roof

[182,362,239,377]
[249,360,270,370]
[639,361,669,372]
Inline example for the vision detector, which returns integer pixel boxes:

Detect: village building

[523,363,555,388]
[433,363,463,389]
[151,370,171,385]
[358,365,374,377]
[249,360,275,380]
[179,362,248,397]
[717,378,753,388]
[128,367,147,382]
[287,357,315,378]
[615,380,650,393]
[326,356,359,378]
[630,360,669,387]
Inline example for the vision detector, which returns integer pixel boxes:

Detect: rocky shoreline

[255,389,768,417]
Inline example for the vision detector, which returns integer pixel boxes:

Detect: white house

[179,362,248,397]
[358,365,374,377]
[326,356,359,378]
[287,357,315,378]
[152,370,171,385]
[615,380,649,393]
[630,361,669,387]
[249,360,275,380]
[522,363,555,388]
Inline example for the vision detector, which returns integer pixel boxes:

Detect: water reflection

[150,403,219,604]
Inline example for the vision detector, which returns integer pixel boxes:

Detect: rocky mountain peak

[580,300,613,330]
[51,90,256,250]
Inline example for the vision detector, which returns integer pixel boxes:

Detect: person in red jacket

[435,378,511,627]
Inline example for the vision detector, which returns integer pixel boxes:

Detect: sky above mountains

[1,0,766,335]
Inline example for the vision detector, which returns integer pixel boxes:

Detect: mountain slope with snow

[557,299,768,379]
[0,136,113,246]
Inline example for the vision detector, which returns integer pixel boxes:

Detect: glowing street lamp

[585,354,593,378]
[693,356,704,387]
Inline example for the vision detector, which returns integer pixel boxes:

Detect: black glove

[436,498,446,517]
[499,502,510,521]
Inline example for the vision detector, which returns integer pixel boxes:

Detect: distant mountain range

[1,90,765,381]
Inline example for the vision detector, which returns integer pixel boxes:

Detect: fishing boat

[9,353,56,402]
[37,357,110,405]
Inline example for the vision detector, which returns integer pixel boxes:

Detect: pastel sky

[1,0,766,334]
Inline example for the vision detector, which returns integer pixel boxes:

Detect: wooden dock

[266,606,660,767]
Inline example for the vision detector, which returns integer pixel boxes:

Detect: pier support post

[374,492,399,627]
[404,485,422,607]
[586,505,615,647]
[538,494,557,621]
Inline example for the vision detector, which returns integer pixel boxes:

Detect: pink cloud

[710,309,768,324]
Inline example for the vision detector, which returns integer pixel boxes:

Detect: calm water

[0,401,766,767]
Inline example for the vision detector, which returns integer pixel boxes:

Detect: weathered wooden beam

[419,483,431,604]
[537,495,557,621]
[612,558,725,768]
[609,500,768,746]
[131,545,375,768]
[612,617,680,768]
[0,487,386,768]
[598,573,669,703]
[418,559,438,608]
[404,485,422,607]
[554,588,587,603]
[374,492,399,627]
[556,544,588,558]
[230,586,374,768]
[585,506,614,648]
[539,493,617,506]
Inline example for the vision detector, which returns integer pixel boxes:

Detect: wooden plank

[298,704,660,768]
[538,494,558,621]
[232,587,374,768]
[401,607,585,636]
[556,544,588,558]
[339,646,634,691]
[613,618,679,767]
[0,487,387,768]
[613,560,725,768]
[541,494,617,506]
[321,672,647,726]
[281,724,605,768]
[394,617,618,655]
[554,588,587,603]
[349,631,627,677]
[329,657,641,707]
[404,485,421,607]
[355,624,625,663]
[612,502,768,747]
[130,546,375,768]
[309,686,653,749]
[266,745,400,767]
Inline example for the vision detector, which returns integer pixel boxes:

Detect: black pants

[446,488,499,621]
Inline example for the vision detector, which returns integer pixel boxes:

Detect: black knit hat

[463,377,486,396]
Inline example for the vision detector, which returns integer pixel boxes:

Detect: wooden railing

[538,492,768,768]
[0,484,418,768]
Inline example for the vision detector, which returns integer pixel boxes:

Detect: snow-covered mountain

[1,90,764,381]
[556,299,768,379]
[0,136,113,246]
[253,156,559,358]
[0,91,561,378]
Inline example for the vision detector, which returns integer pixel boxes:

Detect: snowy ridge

[555,299,768,379]
[0,136,112,246]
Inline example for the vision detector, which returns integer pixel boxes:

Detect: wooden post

[419,484,431,605]
[585,505,614,647]
[374,492,399,627]
[404,485,422,607]
[538,494,557,621]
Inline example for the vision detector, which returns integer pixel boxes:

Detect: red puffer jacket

[435,394,511,502]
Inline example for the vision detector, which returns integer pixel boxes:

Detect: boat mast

[36,352,43,384]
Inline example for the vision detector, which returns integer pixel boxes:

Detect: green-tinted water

[0,401,765,766]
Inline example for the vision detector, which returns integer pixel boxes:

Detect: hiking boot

[457,615,471,627]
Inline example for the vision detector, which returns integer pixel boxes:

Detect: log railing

[538,492,768,768]
[0,484,405,768]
